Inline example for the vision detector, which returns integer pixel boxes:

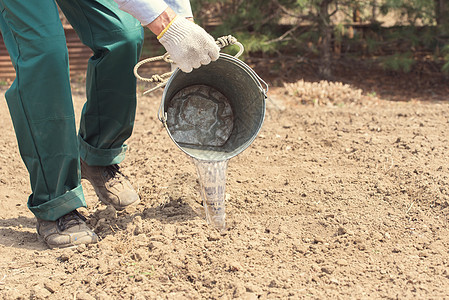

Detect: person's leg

[56,0,144,209]
[0,0,86,221]
[56,0,144,166]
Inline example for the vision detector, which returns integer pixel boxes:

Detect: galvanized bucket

[158,53,268,161]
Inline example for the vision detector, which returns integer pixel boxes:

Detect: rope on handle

[133,35,244,95]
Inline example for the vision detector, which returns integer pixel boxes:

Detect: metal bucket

[159,53,268,161]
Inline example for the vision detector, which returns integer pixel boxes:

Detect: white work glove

[158,17,220,73]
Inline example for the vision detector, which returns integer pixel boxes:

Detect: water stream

[166,85,234,231]
[192,159,229,232]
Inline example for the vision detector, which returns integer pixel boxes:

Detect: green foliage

[231,33,280,55]
[364,36,382,54]
[380,52,415,72]
[387,27,421,47]
[188,0,447,76]
[296,0,309,9]
[384,26,440,51]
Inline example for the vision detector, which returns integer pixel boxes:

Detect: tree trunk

[371,0,377,22]
[318,0,333,79]
[435,0,449,34]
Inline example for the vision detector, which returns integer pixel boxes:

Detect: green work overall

[0,0,144,220]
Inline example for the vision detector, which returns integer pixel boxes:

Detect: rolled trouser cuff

[28,185,86,221]
[79,135,127,166]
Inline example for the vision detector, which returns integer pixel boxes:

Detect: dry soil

[0,72,448,299]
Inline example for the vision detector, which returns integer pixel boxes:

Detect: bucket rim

[161,53,268,110]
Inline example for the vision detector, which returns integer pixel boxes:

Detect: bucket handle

[133,35,245,95]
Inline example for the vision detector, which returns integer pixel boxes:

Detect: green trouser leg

[56,0,144,166]
[0,0,143,221]
[0,0,85,221]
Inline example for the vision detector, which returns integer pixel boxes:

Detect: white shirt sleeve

[113,0,169,26]
[113,0,193,26]
[165,0,193,18]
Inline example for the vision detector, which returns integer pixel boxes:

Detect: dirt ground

[0,63,449,300]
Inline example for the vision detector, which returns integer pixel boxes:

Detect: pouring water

[167,85,233,230]
[193,159,229,231]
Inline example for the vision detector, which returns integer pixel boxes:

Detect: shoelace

[57,210,86,232]
[103,164,125,187]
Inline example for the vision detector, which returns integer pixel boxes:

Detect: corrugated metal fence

[0,27,168,82]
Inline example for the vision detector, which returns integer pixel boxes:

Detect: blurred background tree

[191,0,449,79]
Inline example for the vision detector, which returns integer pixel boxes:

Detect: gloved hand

[158,17,220,73]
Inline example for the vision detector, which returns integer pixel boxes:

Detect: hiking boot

[37,210,98,249]
[80,159,140,210]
